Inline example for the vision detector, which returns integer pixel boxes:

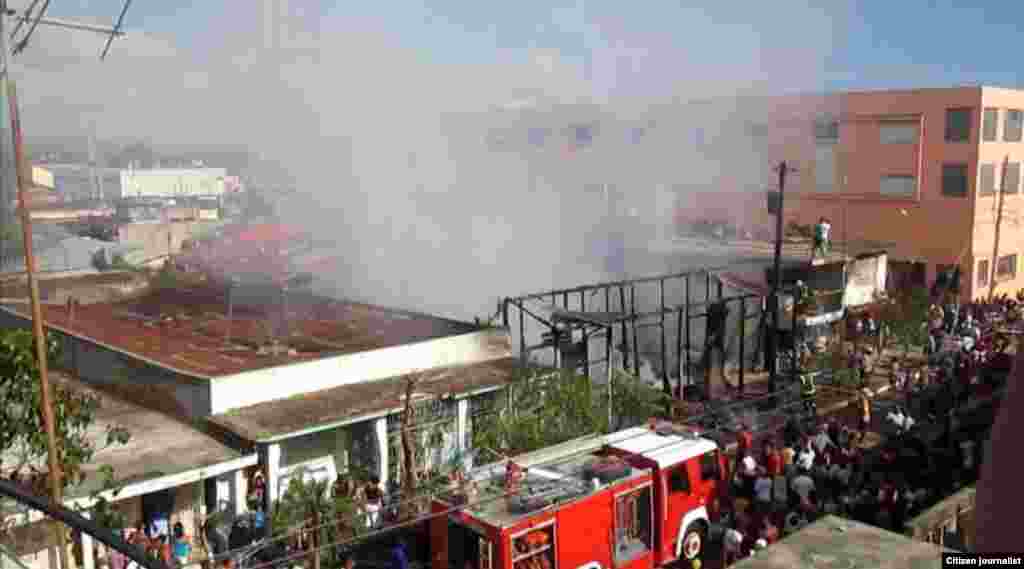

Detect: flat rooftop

[669,236,894,265]
[210,357,521,442]
[732,516,947,569]
[0,285,477,378]
[2,373,247,504]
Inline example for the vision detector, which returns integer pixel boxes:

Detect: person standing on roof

[812,217,832,260]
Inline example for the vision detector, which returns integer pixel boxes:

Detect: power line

[2,0,133,65]
[11,0,52,55]
[100,0,132,60]
[7,0,42,40]
[12,15,127,37]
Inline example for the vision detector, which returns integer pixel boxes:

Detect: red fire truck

[430,422,729,569]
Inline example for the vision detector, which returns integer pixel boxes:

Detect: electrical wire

[8,0,42,42]
[11,0,51,55]
[100,0,132,60]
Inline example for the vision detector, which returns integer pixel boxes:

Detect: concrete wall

[209,328,513,414]
[970,87,1024,299]
[117,221,213,262]
[0,272,148,305]
[263,396,481,504]
[0,308,212,420]
[120,169,227,199]
[905,485,976,551]
[784,88,983,295]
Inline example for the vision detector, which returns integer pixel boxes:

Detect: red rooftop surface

[1,285,477,378]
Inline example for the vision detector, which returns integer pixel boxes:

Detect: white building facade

[119,168,228,199]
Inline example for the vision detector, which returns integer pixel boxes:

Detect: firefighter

[857,387,873,442]
[798,352,817,415]
[702,300,731,386]
[794,280,810,306]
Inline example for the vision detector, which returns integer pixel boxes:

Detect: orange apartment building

[776,86,1024,301]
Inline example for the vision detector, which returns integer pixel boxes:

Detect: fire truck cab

[430,422,728,569]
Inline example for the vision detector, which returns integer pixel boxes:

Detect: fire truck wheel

[681,524,705,561]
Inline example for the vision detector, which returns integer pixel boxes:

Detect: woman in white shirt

[796,445,815,471]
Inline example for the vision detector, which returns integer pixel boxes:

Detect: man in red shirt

[762,440,783,477]
[735,423,753,472]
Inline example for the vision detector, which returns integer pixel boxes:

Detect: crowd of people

[96,521,193,569]
[709,412,984,566]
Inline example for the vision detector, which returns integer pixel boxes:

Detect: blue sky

[18,0,1024,143]
[37,0,1024,93]
[58,0,1015,89]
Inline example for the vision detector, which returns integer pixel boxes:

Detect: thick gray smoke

[13,1,851,324]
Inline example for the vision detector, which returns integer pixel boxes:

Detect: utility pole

[767,160,792,393]
[9,79,69,569]
[988,155,1009,301]
[0,4,130,568]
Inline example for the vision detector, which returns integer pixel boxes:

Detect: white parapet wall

[208,328,513,414]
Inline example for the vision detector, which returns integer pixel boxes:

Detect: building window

[528,128,550,147]
[1006,110,1024,142]
[573,125,594,147]
[941,163,969,197]
[614,486,653,564]
[979,163,997,196]
[945,108,973,143]
[983,108,999,142]
[669,466,691,493]
[978,259,990,287]
[880,175,916,197]
[997,254,1018,280]
[693,127,706,147]
[1005,162,1021,194]
[814,144,837,193]
[814,117,839,142]
[879,121,920,145]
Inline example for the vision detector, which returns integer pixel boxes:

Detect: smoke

[12,1,852,321]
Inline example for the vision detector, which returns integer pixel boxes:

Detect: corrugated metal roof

[0,286,476,378]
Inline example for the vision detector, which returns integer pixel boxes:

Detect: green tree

[272,474,362,569]
[879,287,930,366]
[0,222,24,267]
[0,329,131,532]
[472,369,669,456]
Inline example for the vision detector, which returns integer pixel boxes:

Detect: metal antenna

[3,0,133,67]
[100,0,132,60]
[8,0,41,40]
